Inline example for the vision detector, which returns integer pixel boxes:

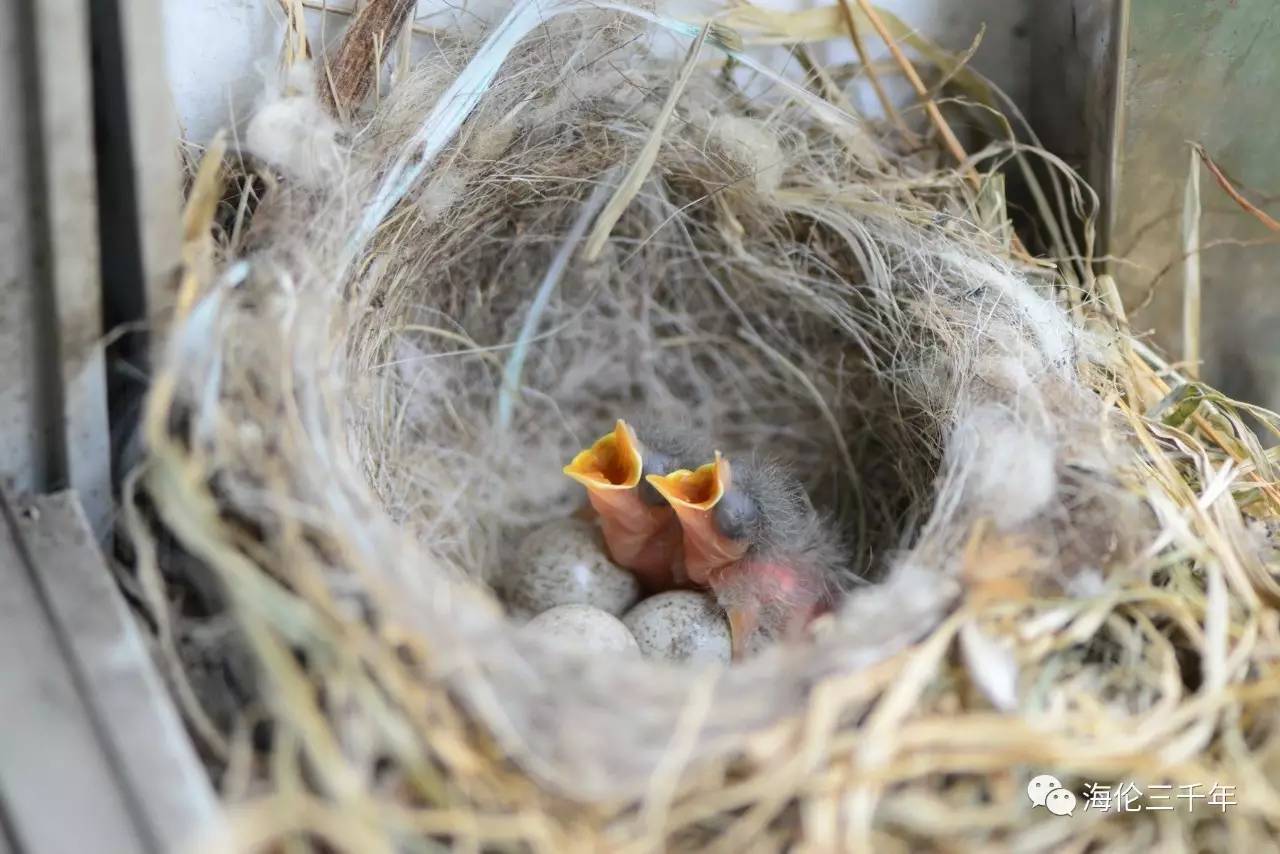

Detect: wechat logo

[1028,774,1076,816]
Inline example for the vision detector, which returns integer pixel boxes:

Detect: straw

[129,4,1280,851]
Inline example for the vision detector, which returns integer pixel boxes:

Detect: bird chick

[563,418,711,591]
[646,454,849,658]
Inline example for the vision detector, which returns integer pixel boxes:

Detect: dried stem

[320,0,416,119]
[852,0,976,186]
[836,0,915,143]
[1195,143,1280,232]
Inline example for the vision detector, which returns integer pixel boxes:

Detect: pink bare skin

[648,454,849,659]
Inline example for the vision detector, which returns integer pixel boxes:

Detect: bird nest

[132,2,1280,850]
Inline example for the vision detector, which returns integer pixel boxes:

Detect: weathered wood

[0,0,216,844]
[0,493,148,853]
[27,0,113,536]
[0,0,112,537]
[1029,0,1123,250]
[114,0,183,334]
[1034,0,1280,410]
[0,488,221,853]
[90,0,185,489]
[17,491,221,852]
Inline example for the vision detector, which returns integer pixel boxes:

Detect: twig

[276,0,313,67]
[1194,143,1280,232]
[852,0,976,187]
[836,0,914,143]
[1131,236,1280,316]
[302,0,443,40]
[1181,145,1202,379]
[851,1,1038,266]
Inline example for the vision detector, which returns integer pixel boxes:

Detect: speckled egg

[502,518,641,616]
[622,591,732,664]
[522,604,640,656]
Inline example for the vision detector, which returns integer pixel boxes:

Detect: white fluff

[417,171,468,223]
[245,64,344,190]
[943,251,1075,372]
[835,562,959,646]
[1064,567,1106,597]
[707,115,784,193]
[949,404,1058,529]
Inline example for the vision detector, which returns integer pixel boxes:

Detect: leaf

[1149,383,1207,429]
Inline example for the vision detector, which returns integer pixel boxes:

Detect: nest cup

[137,5,1280,850]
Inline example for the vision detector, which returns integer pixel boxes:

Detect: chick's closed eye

[714,489,759,542]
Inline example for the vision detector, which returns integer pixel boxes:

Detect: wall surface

[164,0,1032,144]
[1,0,112,534]
[1112,0,1280,409]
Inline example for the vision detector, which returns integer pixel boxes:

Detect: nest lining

[135,4,1280,850]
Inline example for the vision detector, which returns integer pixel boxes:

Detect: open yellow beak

[645,453,747,585]
[563,419,642,491]
[564,420,680,587]
[644,452,727,513]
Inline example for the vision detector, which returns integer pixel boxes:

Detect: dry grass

[128,3,1280,851]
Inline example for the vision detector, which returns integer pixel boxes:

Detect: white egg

[522,604,640,656]
[622,591,732,664]
[502,519,641,616]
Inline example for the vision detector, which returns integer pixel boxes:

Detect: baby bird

[563,418,712,591]
[646,453,849,658]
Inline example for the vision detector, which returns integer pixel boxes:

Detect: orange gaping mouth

[646,453,742,584]
[645,453,728,510]
[563,420,643,490]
